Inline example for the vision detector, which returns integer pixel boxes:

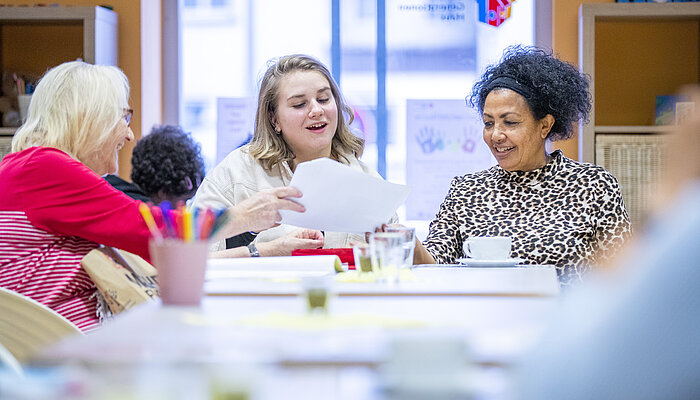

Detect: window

[180,0,535,233]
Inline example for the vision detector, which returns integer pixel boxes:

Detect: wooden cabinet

[0,5,117,153]
[579,2,700,227]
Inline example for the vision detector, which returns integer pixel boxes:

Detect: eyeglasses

[123,109,134,126]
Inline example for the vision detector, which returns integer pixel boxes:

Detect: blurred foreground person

[517,87,700,399]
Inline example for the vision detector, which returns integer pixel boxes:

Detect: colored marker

[138,202,163,243]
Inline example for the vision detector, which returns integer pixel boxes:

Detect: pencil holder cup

[149,239,209,306]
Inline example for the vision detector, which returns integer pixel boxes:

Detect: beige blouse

[192,145,390,250]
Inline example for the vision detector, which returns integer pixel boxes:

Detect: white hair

[11,61,130,166]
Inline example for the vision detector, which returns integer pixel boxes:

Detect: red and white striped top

[0,211,100,331]
[0,147,154,332]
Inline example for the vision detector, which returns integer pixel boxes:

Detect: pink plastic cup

[149,239,209,306]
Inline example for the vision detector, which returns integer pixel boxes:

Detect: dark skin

[373,89,556,266]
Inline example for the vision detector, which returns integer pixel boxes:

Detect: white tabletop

[205,265,560,298]
[32,266,561,400]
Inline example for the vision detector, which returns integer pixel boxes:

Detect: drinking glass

[301,274,333,314]
[353,244,373,273]
[386,226,416,271]
[369,232,405,283]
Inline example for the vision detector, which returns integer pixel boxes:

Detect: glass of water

[369,232,405,283]
[386,226,416,272]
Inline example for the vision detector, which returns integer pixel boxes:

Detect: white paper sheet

[279,158,410,233]
[206,255,340,280]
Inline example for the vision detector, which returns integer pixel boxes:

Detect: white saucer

[455,257,524,267]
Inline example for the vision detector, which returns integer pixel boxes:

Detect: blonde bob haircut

[12,61,130,168]
[248,54,364,171]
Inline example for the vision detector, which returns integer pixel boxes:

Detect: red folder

[291,248,356,268]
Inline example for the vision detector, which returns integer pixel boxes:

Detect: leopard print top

[424,150,632,285]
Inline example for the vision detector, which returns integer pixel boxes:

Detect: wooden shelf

[579,2,700,163]
[0,6,117,67]
[580,3,700,230]
[0,6,117,136]
[594,125,676,134]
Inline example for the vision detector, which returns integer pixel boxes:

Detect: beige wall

[2,0,146,178]
[551,0,614,160]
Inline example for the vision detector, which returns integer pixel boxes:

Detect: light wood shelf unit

[0,6,117,141]
[578,2,700,163]
[0,6,117,68]
[579,3,700,228]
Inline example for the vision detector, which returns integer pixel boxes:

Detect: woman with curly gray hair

[413,46,632,285]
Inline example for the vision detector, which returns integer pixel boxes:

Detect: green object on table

[306,288,329,312]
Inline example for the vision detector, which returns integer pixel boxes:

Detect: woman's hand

[257,229,324,257]
[219,187,306,239]
[364,223,391,242]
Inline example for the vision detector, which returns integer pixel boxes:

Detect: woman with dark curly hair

[130,125,205,204]
[413,46,632,284]
[105,124,205,204]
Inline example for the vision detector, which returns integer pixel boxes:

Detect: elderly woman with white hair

[0,61,307,332]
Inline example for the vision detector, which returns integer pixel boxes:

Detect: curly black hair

[130,125,205,200]
[468,45,591,141]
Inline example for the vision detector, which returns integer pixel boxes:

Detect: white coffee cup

[463,236,512,260]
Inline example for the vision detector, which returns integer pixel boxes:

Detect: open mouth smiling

[495,146,515,153]
[307,122,327,130]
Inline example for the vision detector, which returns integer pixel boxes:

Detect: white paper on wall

[406,99,495,220]
[216,97,256,164]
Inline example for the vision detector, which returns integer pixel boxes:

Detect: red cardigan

[0,147,154,331]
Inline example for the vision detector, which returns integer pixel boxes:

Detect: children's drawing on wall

[406,99,495,220]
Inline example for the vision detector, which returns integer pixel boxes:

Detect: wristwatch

[247,242,260,257]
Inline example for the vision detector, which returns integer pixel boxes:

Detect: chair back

[0,341,22,376]
[0,288,82,363]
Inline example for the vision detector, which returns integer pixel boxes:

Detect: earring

[275,127,282,135]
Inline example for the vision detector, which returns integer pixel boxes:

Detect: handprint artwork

[416,127,445,153]
[415,125,480,154]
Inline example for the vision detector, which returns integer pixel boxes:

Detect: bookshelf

[0,5,117,156]
[579,2,700,227]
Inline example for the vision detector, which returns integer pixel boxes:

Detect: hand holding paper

[279,158,410,233]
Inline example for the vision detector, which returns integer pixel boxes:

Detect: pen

[199,208,215,240]
[208,209,230,239]
[138,202,163,243]
[182,206,194,242]
[159,201,177,238]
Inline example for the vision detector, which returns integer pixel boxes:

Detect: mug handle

[463,240,473,258]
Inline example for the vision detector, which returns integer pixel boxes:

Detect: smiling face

[89,114,134,175]
[272,70,338,168]
[482,89,553,172]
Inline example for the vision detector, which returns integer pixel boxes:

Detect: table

[206,265,560,298]
[30,265,561,400]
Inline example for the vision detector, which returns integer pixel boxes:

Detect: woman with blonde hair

[0,61,308,332]
[193,54,390,255]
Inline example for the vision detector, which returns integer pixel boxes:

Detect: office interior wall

[552,0,613,161]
